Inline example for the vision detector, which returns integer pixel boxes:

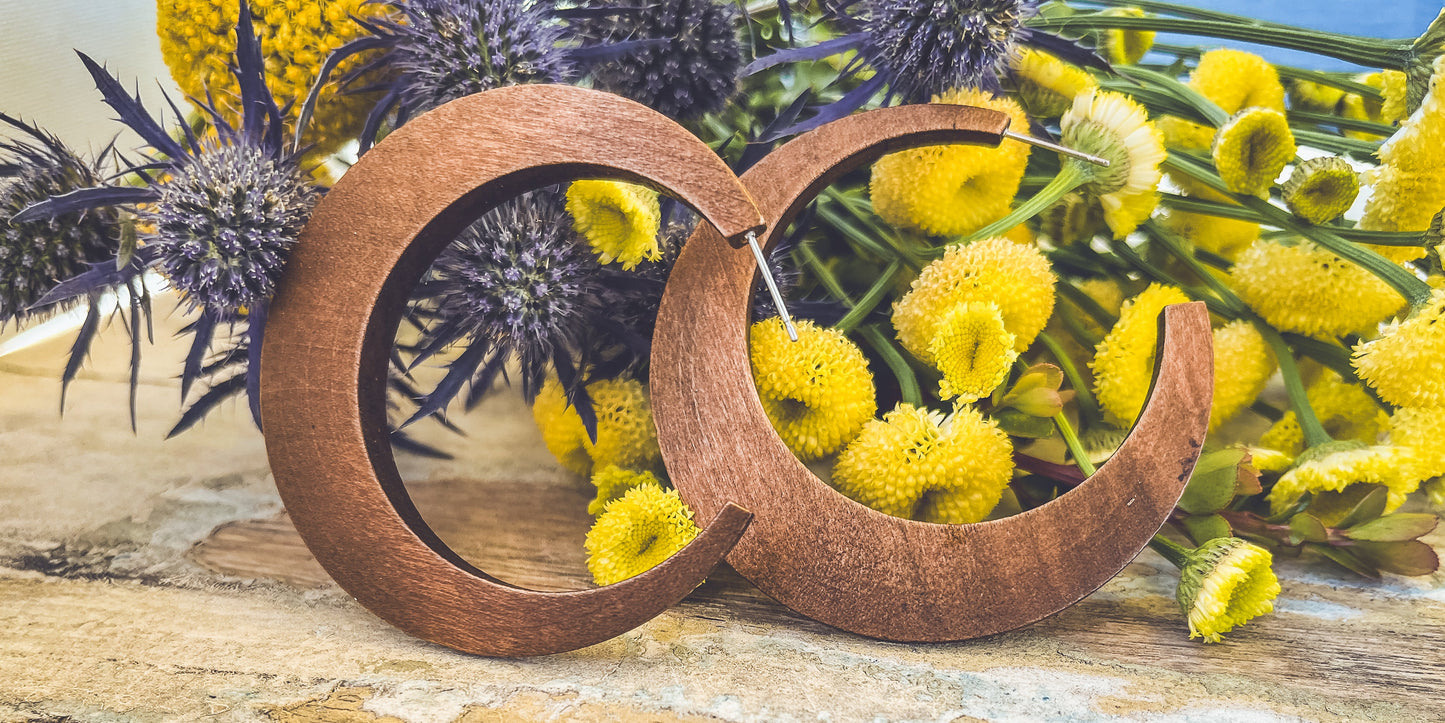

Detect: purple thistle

[574,0,744,120]
[859,0,1039,102]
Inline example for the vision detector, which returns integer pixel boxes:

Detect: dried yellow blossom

[531,377,663,478]
[1390,407,1445,481]
[1268,441,1420,514]
[750,318,876,461]
[870,89,1031,236]
[1010,48,1096,118]
[1176,537,1280,643]
[1159,208,1260,261]
[930,303,1019,402]
[1213,108,1295,197]
[1092,284,1191,427]
[1353,289,1445,407]
[1282,156,1360,224]
[585,484,699,586]
[893,237,1056,357]
[1100,7,1155,66]
[1230,240,1405,338]
[832,405,1014,524]
[157,0,386,161]
[566,180,662,269]
[1062,89,1166,238]
[588,465,659,517]
[1210,321,1276,431]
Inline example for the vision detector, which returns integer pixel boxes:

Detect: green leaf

[1178,449,1246,514]
[1353,540,1441,577]
[1333,485,1391,529]
[1345,513,1440,542]
[1182,514,1233,545]
[1310,543,1380,579]
[1234,450,1264,496]
[1288,513,1329,545]
[992,408,1056,439]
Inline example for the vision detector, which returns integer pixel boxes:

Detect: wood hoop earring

[260,85,759,657]
[652,103,1214,642]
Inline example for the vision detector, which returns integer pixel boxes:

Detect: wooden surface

[2,321,1445,720]
[653,102,1214,642]
[260,84,760,656]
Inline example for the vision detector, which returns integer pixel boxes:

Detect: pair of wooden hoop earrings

[259,85,1213,657]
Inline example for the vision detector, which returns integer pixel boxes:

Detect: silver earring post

[746,230,799,342]
[1002,129,1112,167]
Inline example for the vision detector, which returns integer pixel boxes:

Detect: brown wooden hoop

[652,103,1215,642]
[259,85,761,657]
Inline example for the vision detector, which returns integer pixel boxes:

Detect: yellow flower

[1061,89,1166,238]
[1230,239,1405,338]
[1246,446,1296,474]
[1288,79,1346,112]
[1062,277,1127,339]
[565,180,662,269]
[1010,48,1097,118]
[869,89,1032,236]
[1357,57,1445,262]
[1341,72,1391,140]
[750,318,876,461]
[1191,49,1287,115]
[1040,192,1106,246]
[1382,69,1411,126]
[1092,284,1191,427]
[930,302,1019,402]
[893,237,1056,357]
[1158,115,1216,153]
[1258,413,1304,458]
[1213,108,1295,197]
[1282,156,1360,224]
[1390,407,1445,481]
[584,484,699,586]
[588,465,659,516]
[832,405,1014,524]
[1004,222,1036,246]
[1175,537,1280,643]
[1159,208,1260,261]
[1259,369,1390,457]
[1210,321,1276,432]
[156,0,386,161]
[1268,441,1421,514]
[531,376,663,477]
[1100,7,1155,66]
[1353,289,1445,407]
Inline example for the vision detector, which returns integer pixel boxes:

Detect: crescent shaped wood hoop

[260,85,761,657]
[652,103,1215,642]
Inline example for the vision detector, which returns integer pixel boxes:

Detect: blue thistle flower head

[575,0,744,120]
[0,114,120,325]
[856,0,1038,101]
[369,0,574,116]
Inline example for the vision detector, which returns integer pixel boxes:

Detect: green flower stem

[1159,194,1428,247]
[1115,66,1230,126]
[1056,280,1119,330]
[1288,129,1383,159]
[1287,110,1398,138]
[1149,43,1387,99]
[1254,321,1335,449]
[944,162,1090,251]
[1038,331,1102,423]
[797,244,922,406]
[822,188,926,269]
[834,258,901,333]
[1054,410,1097,477]
[1283,333,1393,410]
[1149,533,1193,569]
[1031,12,1413,70]
[814,202,908,267]
[1144,220,1251,317]
[1163,155,1434,309]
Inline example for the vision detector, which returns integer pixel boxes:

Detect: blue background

[1164,1,1442,69]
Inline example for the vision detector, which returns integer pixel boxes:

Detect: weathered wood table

[2,316,1442,722]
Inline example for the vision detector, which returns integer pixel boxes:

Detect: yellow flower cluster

[750,318,876,461]
[832,405,1014,524]
[1210,321,1276,432]
[893,237,1056,360]
[1390,407,1445,482]
[1092,284,1191,427]
[1213,108,1295,197]
[588,465,659,516]
[930,303,1018,402]
[1230,239,1404,338]
[531,377,663,478]
[1160,49,1285,153]
[156,0,386,160]
[1100,7,1156,66]
[1267,442,1420,514]
[1282,156,1360,224]
[1061,89,1166,238]
[1358,57,1445,263]
[584,484,699,586]
[870,88,1032,236]
[1259,369,1390,457]
[565,180,662,269]
[1010,49,1096,118]
[1176,537,1280,643]
[1353,289,1445,408]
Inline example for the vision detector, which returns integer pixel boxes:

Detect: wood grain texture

[259,85,762,657]
[652,102,1216,642]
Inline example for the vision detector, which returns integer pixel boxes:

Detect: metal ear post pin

[1002,130,1112,167]
[746,229,798,342]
